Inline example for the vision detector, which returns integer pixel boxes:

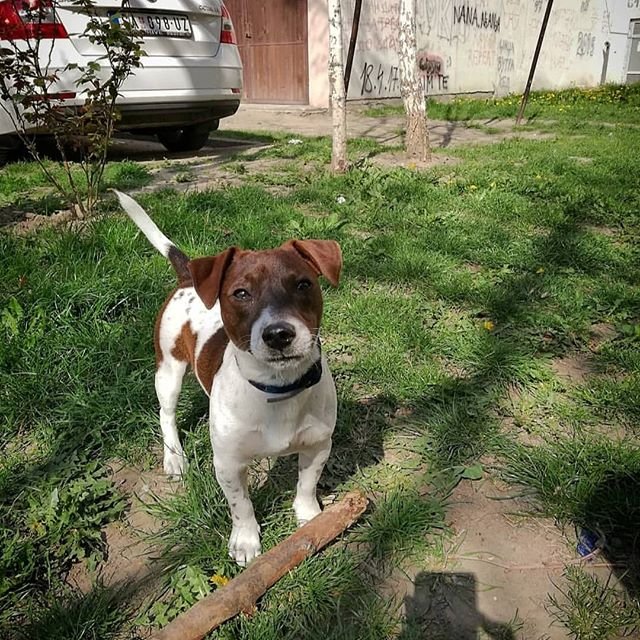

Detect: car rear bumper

[117,98,240,130]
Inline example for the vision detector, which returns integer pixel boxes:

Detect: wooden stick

[151,491,368,640]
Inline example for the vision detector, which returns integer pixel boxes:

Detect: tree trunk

[328,0,347,173]
[398,0,431,162]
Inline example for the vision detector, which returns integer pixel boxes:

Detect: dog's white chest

[255,410,329,456]
[209,356,336,461]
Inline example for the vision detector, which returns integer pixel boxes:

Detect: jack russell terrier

[114,191,341,566]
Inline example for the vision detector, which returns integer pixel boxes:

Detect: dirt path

[220,103,550,148]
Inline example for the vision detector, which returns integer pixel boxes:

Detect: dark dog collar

[245,340,323,403]
[248,358,323,403]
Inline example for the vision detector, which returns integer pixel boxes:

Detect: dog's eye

[233,289,251,300]
[297,279,312,291]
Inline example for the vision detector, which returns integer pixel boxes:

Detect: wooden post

[516,0,554,125]
[150,492,368,640]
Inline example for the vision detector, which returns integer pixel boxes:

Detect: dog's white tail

[113,189,174,257]
[113,190,191,282]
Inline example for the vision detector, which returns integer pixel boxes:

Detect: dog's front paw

[163,449,188,478]
[293,497,322,526]
[229,523,261,567]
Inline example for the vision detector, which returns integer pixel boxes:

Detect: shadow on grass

[399,571,517,640]
[584,471,640,597]
[344,203,640,594]
[14,584,132,640]
[0,193,67,227]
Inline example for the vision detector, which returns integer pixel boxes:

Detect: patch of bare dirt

[134,144,278,196]
[463,262,483,274]
[221,105,554,149]
[583,224,618,238]
[497,414,546,448]
[588,322,617,352]
[4,208,82,235]
[551,353,594,384]
[434,354,471,380]
[66,459,180,594]
[568,156,594,164]
[388,479,577,639]
[369,151,461,170]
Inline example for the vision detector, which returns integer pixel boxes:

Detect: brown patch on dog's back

[154,285,192,367]
[195,329,229,395]
[171,322,197,364]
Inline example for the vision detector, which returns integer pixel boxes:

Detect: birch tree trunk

[328,0,347,173]
[398,0,431,162]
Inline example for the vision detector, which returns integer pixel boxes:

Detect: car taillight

[0,0,68,40]
[220,4,236,45]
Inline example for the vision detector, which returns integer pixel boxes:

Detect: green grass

[548,567,640,640]
[0,159,152,215]
[18,582,137,640]
[1,90,640,638]
[364,84,640,125]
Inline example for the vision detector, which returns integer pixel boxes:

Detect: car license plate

[112,12,192,38]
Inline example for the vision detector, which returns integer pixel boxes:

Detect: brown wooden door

[225,0,309,104]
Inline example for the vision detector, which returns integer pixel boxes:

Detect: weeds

[548,567,640,640]
[0,445,126,633]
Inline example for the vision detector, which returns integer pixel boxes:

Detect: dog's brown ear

[290,240,342,287]
[188,247,237,309]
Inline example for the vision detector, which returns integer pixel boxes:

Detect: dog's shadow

[177,385,391,525]
[248,395,391,515]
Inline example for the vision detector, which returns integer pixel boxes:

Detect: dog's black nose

[262,322,296,350]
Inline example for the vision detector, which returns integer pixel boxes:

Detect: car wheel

[156,122,215,152]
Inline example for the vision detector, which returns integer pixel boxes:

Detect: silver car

[0,0,243,158]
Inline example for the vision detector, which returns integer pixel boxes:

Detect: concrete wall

[308,0,330,107]
[339,0,640,101]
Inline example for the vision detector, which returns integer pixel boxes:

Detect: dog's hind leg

[155,355,188,476]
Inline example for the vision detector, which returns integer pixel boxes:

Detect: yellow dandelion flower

[210,574,230,588]
[483,320,495,331]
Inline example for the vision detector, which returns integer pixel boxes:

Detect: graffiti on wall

[353,0,400,52]
[576,31,596,56]
[345,0,608,99]
[453,5,501,32]
[359,62,399,96]
[496,38,515,93]
[358,53,450,96]
[417,50,450,92]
